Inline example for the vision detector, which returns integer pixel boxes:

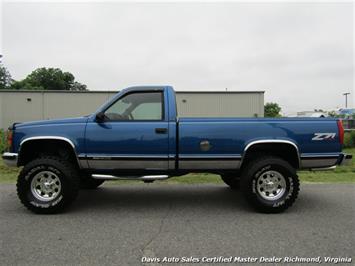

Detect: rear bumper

[338,153,352,166]
[2,152,18,167]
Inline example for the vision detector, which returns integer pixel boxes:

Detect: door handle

[155,128,168,134]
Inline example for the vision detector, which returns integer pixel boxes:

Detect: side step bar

[91,174,170,181]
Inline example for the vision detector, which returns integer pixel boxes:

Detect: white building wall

[0,90,264,129]
[176,92,264,117]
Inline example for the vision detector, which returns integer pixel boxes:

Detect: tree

[264,102,282,117]
[71,81,87,91]
[0,64,13,90]
[327,111,337,118]
[18,67,73,90]
[10,67,87,91]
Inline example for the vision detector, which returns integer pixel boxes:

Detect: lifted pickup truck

[2,86,352,214]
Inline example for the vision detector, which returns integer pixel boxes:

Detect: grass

[0,148,353,184]
[0,157,20,183]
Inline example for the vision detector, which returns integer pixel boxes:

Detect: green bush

[1,130,7,152]
[344,131,355,148]
[0,129,11,153]
[0,129,6,153]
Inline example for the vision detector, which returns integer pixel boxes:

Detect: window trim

[102,90,165,122]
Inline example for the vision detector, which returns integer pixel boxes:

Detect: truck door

[85,90,170,170]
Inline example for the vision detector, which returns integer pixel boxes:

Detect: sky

[1,1,354,114]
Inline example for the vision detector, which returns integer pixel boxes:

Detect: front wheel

[17,156,79,214]
[241,156,300,213]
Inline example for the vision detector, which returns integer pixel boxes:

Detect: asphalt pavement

[0,183,354,266]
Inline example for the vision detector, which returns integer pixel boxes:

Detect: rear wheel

[241,156,300,213]
[221,174,240,190]
[17,156,79,214]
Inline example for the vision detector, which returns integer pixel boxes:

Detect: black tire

[241,156,300,213]
[80,173,105,189]
[221,175,240,190]
[17,156,79,214]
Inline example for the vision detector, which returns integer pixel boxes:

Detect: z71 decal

[312,133,336,141]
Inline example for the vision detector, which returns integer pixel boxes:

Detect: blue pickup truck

[2,86,352,214]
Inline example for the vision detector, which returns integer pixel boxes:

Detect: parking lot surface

[0,183,354,265]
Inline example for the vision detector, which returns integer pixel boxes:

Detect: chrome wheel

[30,171,62,201]
[256,170,286,201]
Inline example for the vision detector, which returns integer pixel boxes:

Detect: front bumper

[338,153,352,166]
[2,152,18,167]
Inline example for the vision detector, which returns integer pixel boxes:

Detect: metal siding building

[175,92,264,117]
[0,90,264,129]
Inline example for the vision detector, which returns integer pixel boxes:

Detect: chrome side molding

[303,153,352,170]
[300,158,338,169]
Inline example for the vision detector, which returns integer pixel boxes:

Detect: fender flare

[18,136,81,168]
[241,139,300,168]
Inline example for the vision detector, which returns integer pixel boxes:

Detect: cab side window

[105,92,163,121]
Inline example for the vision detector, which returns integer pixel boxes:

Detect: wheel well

[18,139,79,168]
[241,143,300,169]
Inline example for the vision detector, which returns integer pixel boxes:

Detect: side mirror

[95,112,106,123]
